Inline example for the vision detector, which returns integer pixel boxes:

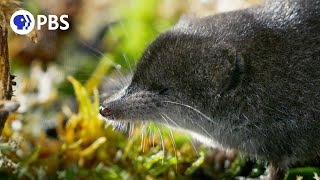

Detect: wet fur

[101,0,320,178]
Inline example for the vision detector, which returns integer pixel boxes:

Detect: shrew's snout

[99,105,113,119]
[99,90,164,121]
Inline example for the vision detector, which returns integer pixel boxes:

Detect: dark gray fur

[101,0,320,176]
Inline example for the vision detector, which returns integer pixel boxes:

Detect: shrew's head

[100,29,245,128]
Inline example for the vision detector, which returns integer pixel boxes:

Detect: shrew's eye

[149,83,169,95]
[158,88,169,95]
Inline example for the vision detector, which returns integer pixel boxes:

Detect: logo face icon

[10,10,35,35]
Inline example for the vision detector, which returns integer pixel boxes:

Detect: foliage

[0,71,209,179]
[286,168,320,180]
[104,0,178,70]
[1,0,318,179]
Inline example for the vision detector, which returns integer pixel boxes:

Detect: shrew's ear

[211,43,246,95]
[224,54,245,92]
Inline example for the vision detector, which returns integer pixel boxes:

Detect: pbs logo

[10,10,69,35]
[10,10,35,35]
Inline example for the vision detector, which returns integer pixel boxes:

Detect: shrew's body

[100,0,320,179]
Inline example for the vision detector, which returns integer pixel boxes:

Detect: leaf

[85,54,114,95]
[285,167,320,180]
[149,156,177,176]
[184,151,205,175]
[21,145,41,167]
[80,137,107,158]
[68,76,90,116]
[143,151,164,170]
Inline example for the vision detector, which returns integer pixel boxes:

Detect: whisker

[159,113,178,171]
[148,124,153,146]
[128,122,135,139]
[113,65,131,87]
[161,113,181,129]
[155,124,165,164]
[185,135,199,156]
[192,119,214,139]
[141,123,145,152]
[163,113,200,155]
[104,119,112,129]
[149,122,155,148]
[143,123,147,153]
[78,39,133,93]
[122,52,133,74]
[155,106,199,156]
[118,21,139,66]
[78,39,122,70]
[162,100,216,124]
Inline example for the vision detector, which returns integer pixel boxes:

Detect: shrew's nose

[99,105,112,117]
